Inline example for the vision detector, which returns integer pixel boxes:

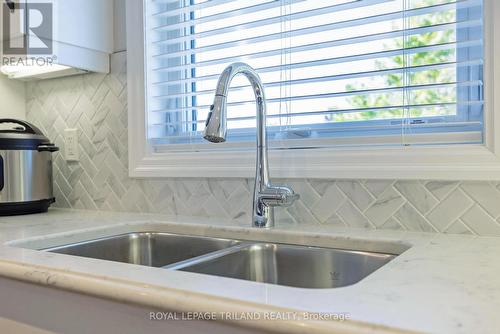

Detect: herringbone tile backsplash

[26,52,500,236]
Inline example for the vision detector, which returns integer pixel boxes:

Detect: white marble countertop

[0,208,498,334]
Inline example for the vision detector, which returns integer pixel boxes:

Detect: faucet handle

[281,191,300,207]
[260,185,300,207]
[277,186,300,207]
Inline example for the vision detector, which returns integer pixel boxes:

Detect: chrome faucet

[203,62,299,228]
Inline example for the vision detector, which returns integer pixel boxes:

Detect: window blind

[144,0,484,152]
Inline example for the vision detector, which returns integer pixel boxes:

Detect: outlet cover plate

[64,128,79,161]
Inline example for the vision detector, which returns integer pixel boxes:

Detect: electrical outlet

[64,128,79,161]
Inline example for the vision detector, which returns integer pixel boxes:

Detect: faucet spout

[204,62,299,228]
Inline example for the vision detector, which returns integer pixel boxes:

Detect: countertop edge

[0,258,421,334]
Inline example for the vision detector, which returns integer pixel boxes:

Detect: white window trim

[126,0,500,180]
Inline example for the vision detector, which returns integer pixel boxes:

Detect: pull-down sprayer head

[203,95,227,143]
[203,62,263,144]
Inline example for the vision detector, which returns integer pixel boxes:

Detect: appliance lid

[0,119,58,151]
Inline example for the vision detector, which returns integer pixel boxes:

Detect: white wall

[0,74,26,120]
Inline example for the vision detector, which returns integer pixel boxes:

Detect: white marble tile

[394,180,438,215]
[310,184,345,222]
[424,181,459,200]
[54,170,73,196]
[444,220,474,235]
[202,195,229,218]
[71,94,94,126]
[226,185,251,219]
[336,180,374,211]
[307,179,330,196]
[461,205,500,237]
[427,189,474,232]
[461,182,500,219]
[286,200,320,225]
[52,183,70,208]
[363,180,393,197]
[286,180,321,208]
[380,217,406,231]
[337,200,372,229]
[364,187,405,227]
[274,207,298,226]
[323,212,346,226]
[394,203,436,233]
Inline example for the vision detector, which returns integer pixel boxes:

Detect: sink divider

[162,243,252,270]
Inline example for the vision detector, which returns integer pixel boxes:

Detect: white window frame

[126,0,500,180]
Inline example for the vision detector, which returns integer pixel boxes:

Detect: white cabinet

[0,0,113,80]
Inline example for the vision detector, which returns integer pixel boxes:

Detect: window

[127,0,499,179]
[144,0,483,151]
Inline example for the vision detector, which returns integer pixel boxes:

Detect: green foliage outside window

[327,0,457,122]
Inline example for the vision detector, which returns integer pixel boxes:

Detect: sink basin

[44,232,239,267]
[42,232,398,289]
[179,243,396,289]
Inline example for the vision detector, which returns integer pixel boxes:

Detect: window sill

[129,145,500,180]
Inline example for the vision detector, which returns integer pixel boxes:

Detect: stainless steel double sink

[44,232,397,289]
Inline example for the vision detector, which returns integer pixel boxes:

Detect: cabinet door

[28,0,113,53]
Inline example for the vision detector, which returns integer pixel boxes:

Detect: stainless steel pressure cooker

[0,119,59,215]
